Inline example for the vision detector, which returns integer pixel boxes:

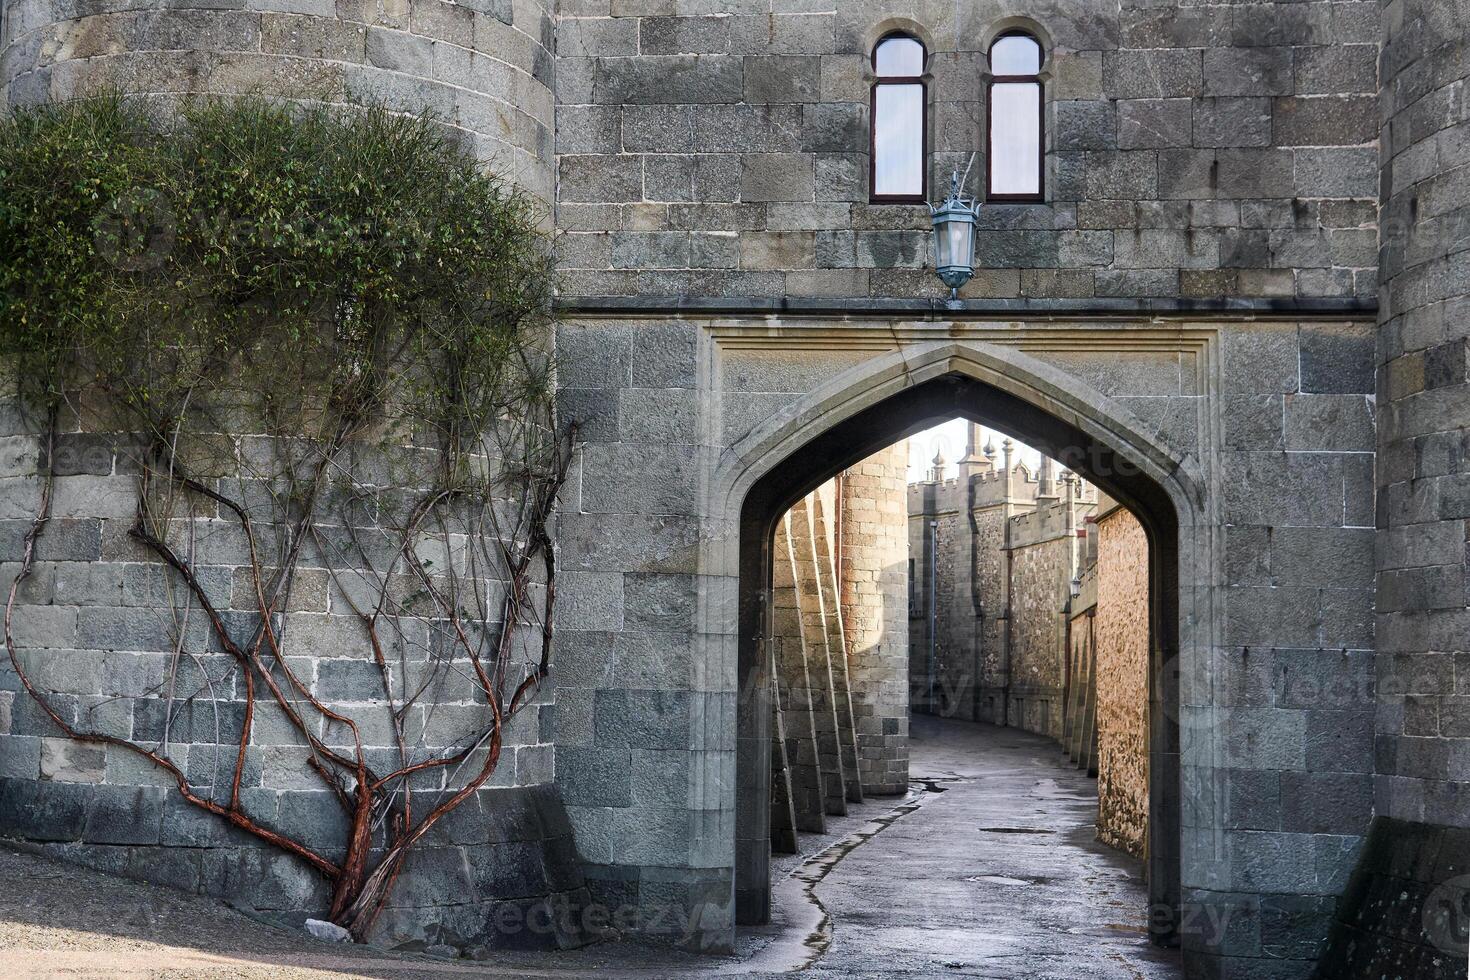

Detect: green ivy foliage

[0,94,554,466]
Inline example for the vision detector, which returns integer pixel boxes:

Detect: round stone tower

[1376,0,1470,834]
[0,0,572,955]
[0,0,554,201]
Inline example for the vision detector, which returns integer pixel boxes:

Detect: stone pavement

[0,715,1180,978]
[798,714,1183,980]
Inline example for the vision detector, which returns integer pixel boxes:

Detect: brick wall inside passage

[1093,506,1150,858]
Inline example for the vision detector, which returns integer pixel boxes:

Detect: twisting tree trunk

[6,400,576,938]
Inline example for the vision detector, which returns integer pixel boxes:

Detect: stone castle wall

[1006,494,1077,739]
[909,450,1095,736]
[1092,504,1150,859]
[0,412,582,954]
[1311,0,1470,973]
[0,0,555,201]
[908,458,1152,857]
[1375,0,1470,833]
[837,444,910,796]
[553,0,1379,303]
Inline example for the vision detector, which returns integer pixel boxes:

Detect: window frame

[985,29,1045,203]
[869,31,929,205]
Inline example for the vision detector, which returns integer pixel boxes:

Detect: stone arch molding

[711,338,1204,534]
[711,335,1201,941]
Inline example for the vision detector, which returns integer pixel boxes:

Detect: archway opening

[734,371,1181,951]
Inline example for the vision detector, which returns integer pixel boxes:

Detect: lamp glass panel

[940,217,973,269]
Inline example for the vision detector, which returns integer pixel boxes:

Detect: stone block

[579,444,698,516]
[365,27,432,75]
[554,104,619,154]
[467,839,549,900]
[81,784,166,845]
[1116,99,1190,149]
[611,231,690,269]
[1156,149,1215,200]
[1281,772,1373,835]
[1102,48,1203,99]
[1202,46,1293,97]
[1055,100,1117,151]
[39,738,104,783]
[1272,95,1377,147]
[621,104,694,152]
[1084,151,1158,200]
[0,777,88,841]
[744,55,819,103]
[1223,452,1347,527]
[739,153,814,203]
[1193,98,1272,148]
[557,16,636,57]
[1222,325,1300,394]
[1284,394,1375,452]
[559,154,643,203]
[594,688,689,751]
[1216,148,1294,198]
[1294,147,1378,199]
[622,573,695,632]
[638,16,728,55]
[316,659,385,703]
[1295,43,1377,95]
[557,745,631,806]
[1225,831,1319,892]
[595,54,743,105]
[1223,394,1284,452]
[800,102,864,153]
[1300,323,1374,394]
[558,571,625,631]
[0,734,40,779]
[1113,230,1216,269]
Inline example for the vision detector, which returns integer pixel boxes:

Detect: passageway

[800,714,1182,980]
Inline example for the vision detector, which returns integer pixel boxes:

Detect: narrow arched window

[870,33,927,203]
[987,31,1043,201]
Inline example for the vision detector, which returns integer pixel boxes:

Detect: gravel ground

[0,716,1181,979]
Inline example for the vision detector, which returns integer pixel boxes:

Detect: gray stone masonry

[555,0,1380,303]
[0,0,556,203]
[838,444,910,797]
[552,314,1377,974]
[0,408,567,954]
[1375,0,1470,834]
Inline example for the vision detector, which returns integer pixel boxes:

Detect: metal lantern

[929,170,981,298]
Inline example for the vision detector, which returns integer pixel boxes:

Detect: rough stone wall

[906,477,981,718]
[908,459,1037,724]
[1093,505,1149,859]
[1375,0,1470,833]
[1006,507,1074,740]
[553,0,1379,302]
[838,445,910,796]
[0,0,555,201]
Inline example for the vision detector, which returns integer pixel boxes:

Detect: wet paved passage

[793,714,1184,980]
[0,715,1183,979]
